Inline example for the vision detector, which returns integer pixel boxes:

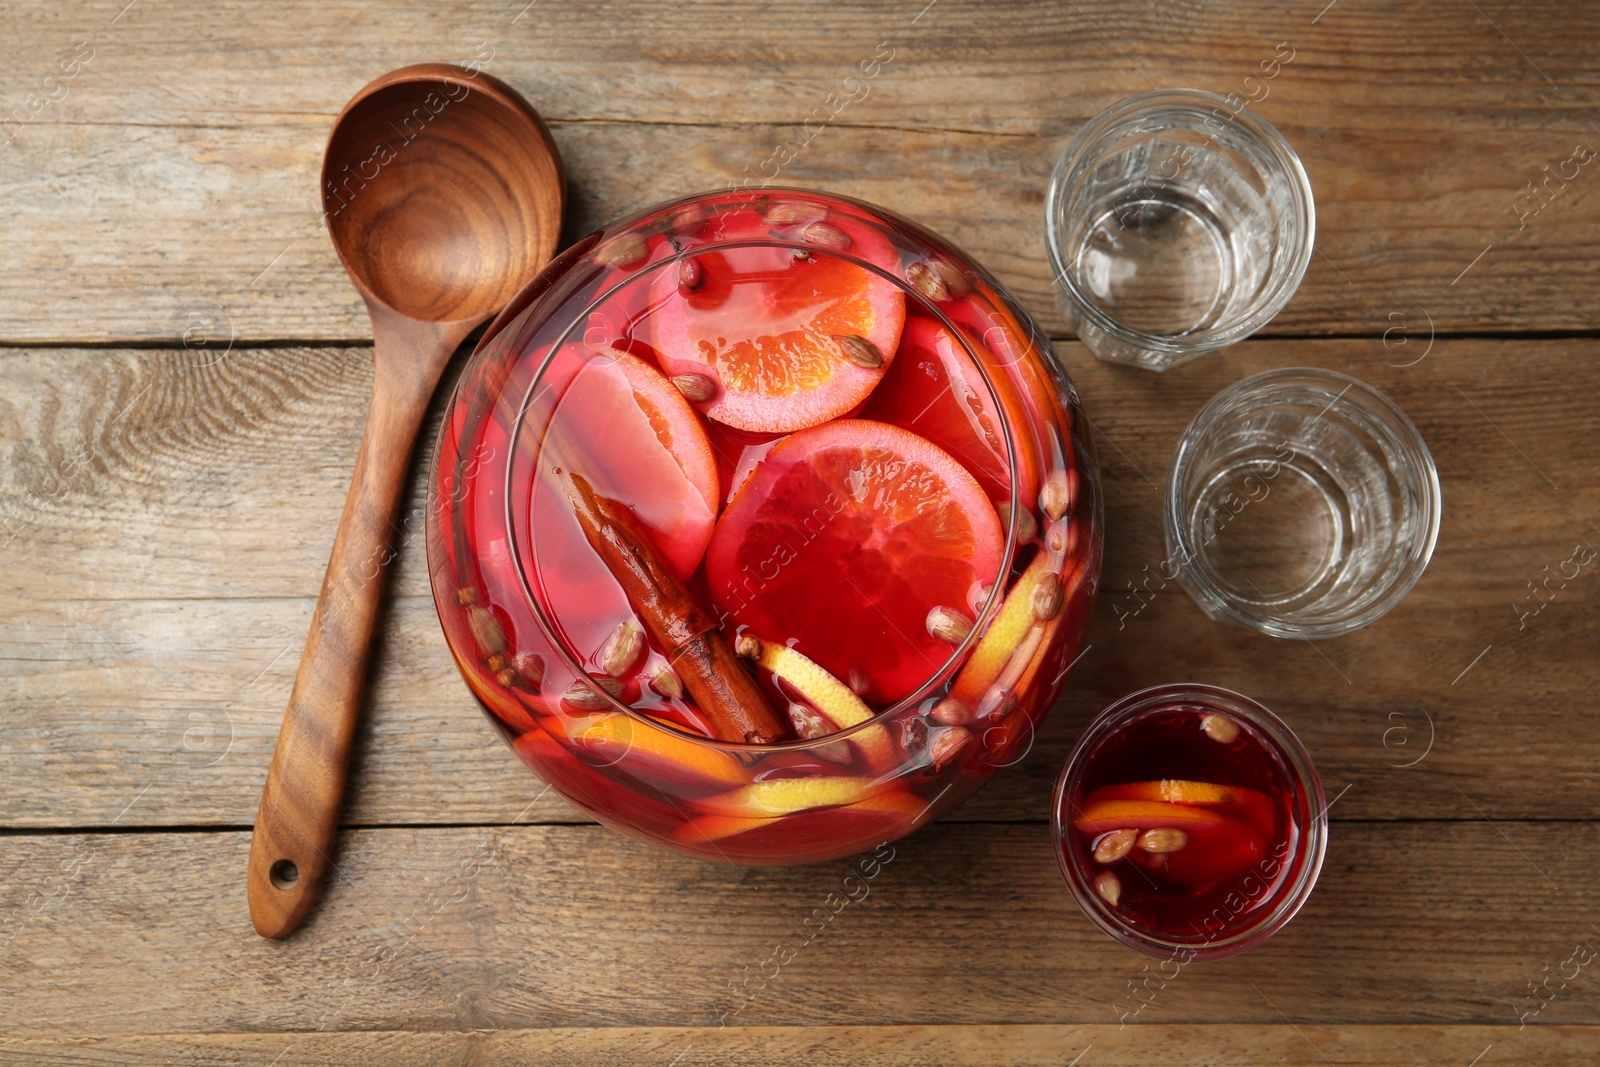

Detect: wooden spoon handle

[247,314,465,938]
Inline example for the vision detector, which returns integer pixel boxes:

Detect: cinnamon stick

[564,472,787,745]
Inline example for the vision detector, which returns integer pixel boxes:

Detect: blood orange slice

[649,208,905,433]
[533,347,719,580]
[865,315,1039,508]
[705,419,1003,703]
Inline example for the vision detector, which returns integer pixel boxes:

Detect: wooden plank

[7,585,1600,828]
[7,0,1595,134]
[2,823,1598,1035]
[3,1,1595,1053]
[0,1025,1593,1066]
[8,336,1596,604]
[0,592,581,828]
[0,2,1597,342]
[3,337,1597,826]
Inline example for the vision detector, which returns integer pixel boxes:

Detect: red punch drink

[428,189,1103,864]
[1053,684,1327,958]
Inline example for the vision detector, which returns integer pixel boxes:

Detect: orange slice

[649,207,905,433]
[671,788,928,845]
[532,348,720,581]
[1072,797,1267,888]
[706,419,1003,703]
[1087,780,1262,807]
[564,712,749,790]
[1087,780,1277,840]
[737,634,897,765]
[865,315,1041,509]
[949,552,1058,705]
[694,775,884,818]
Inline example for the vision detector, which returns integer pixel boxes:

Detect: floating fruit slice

[948,552,1058,706]
[737,634,870,727]
[865,315,1040,508]
[1087,780,1252,807]
[511,722,565,766]
[736,634,899,765]
[649,207,905,432]
[534,348,719,580]
[695,775,886,819]
[706,419,1004,702]
[564,712,749,791]
[1073,797,1265,888]
[1012,549,1093,700]
[1073,797,1240,835]
[672,786,928,845]
[941,286,1061,430]
[1087,780,1277,841]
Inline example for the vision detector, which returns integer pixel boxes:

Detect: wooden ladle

[248,63,563,939]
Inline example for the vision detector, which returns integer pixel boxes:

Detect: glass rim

[1052,682,1329,960]
[1043,88,1316,355]
[486,198,1032,753]
[1163,366,1442,639]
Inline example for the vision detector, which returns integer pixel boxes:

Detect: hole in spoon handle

[248,771,339,939]
[269,859,300,890]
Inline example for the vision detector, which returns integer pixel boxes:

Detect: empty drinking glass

[1164,368,1441,638]
[1045,90,1315,372]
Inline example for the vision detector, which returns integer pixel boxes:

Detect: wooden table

[3,2,1596,1063]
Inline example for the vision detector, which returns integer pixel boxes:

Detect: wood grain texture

[1,1026,1594,1066]
[246,61,563,938]
[2,337,1596,828]
[244,313,471,937]
[3,3,1598,1052]
[0,1,1597,343]
[2,823,1598,1036]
